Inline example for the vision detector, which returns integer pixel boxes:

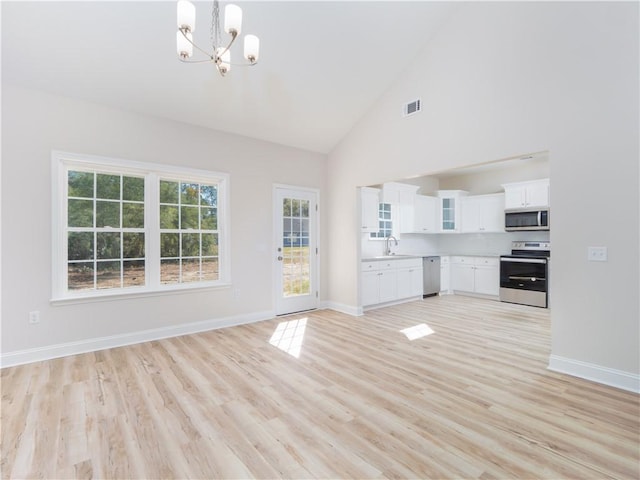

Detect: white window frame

[51,151,230,303]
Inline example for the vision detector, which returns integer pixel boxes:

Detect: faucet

[385,235,398,256]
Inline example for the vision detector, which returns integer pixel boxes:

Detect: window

[67,171,145,290]
[52,151,229,301]
[370,202,393,239]
[159,180,219,284]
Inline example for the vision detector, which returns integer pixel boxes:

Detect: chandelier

[176,0,260,76]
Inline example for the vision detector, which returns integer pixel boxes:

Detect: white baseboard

[548,355,640,393]
[0,310,275,369]
[322,301,362,316]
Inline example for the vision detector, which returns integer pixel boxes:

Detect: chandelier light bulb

[217,47,231,74]
[177,0,196,32]
[176,30,193,58]
[224,4,242,35]
[244,34,260,63]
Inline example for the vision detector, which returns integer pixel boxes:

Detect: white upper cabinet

[461,193,505,233]
[502,179,550,209]
[437,190,468,233]
[360,187,380,233]
[381,182,438,234]
[413,195,438,233]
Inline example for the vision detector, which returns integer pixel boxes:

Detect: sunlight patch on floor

[400,323,434,340]
[269,317,308,358]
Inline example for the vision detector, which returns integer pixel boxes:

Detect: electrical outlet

[588,246,607,262]
[28,311,40,324]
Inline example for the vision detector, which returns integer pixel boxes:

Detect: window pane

[180,206,199,229]
[160,180,179,204]
[160,205,179,229]
[97,232,120,259]
[200,185,217,207]
[96,201,120,228]
[123,233,144,258]
[123,202,144,228]
[161,259,180,284]
[201,207,217,230]
[97,261,121,289]
[283,199,292,217]
[123,176,144,202]
[123,260,145,287]
[68,232,94,260]
[68,262,94,290]
[301,200,309,217]
[182,233,200,257]
[202,233,218,256]
[68,199,93,227]
[283,218,292,241]
[161,233,179,258]
[291,199,300,216]
[301,219,309,235]
[97,174,120,200]
[292,218,301,235]
[181,183,199,205]
[202,258,218,281]
[68,171,94,198]
[182,259,200,282]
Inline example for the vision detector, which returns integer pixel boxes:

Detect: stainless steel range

[500,241,550,308]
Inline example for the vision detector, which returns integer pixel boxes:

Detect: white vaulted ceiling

[1,1,459,153]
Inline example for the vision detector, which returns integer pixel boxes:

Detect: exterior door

[274,187,319,315]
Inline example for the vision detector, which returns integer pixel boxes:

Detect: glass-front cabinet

[437,190,468,233]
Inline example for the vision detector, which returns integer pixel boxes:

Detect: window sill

[50,282,232,306]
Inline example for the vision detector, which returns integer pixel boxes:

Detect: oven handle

[501,257,547,264]
[509,276,543,281]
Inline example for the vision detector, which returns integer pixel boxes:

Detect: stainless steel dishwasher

[422,256,441,297]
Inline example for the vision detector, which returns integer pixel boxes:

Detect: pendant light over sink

[176,0,260,76]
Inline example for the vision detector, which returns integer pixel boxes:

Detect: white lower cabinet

[361,258,422,307]
[397,262,423,298]
[450,256,499,297]
[440,256,450,294]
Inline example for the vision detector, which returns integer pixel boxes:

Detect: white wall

[1,85,327,361]
[327,2,639,388]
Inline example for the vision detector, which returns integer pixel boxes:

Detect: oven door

[500,256,548,307]
[500,257,547,291]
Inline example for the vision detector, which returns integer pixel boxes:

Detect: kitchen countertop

[362,252,505,262]
[361,254,423,261]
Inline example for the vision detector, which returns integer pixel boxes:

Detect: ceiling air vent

[403,98,421,117]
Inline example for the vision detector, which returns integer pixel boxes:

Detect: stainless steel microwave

[505,208,550,231]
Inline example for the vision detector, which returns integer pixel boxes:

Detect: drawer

[440,256,450,264]
[361,261,380,272]
[378,261,397,271]
[451,256,473,265]
[396,258,422,269]
[475,257,499,267]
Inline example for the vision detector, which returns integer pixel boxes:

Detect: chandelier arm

[179,27,215,60]
[178,57,218,64]
[216,30,238,60]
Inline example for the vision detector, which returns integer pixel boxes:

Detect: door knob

[277,256,283,261]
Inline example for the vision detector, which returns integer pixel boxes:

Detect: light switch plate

[588,246,607,262]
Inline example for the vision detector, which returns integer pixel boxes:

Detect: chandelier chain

[211,0,221,51]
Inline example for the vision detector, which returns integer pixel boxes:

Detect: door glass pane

[282,197,310,297]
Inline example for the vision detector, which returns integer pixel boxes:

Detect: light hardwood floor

[2,295,639,479]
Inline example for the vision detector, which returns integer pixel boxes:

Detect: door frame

[273,184,321,316]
